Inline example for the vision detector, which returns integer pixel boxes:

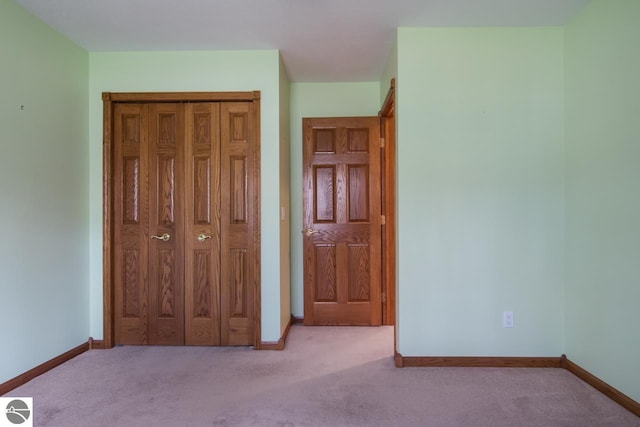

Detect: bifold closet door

[184,103,222,345]
[113,103,185,345]
[113,101,255,346]
[219,102,255,346]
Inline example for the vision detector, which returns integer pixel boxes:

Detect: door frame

[102,91,262,349]
[379,79,396,326]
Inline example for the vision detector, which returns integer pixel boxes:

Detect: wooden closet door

[114,103,150,344]
[111,97,257,347]
[220,102,255,345]
[184,103,222,345]
[147,103,185,345]
[113,103,185,345]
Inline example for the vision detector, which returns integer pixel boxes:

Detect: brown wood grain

[107,91,259,102]
[397,354,563,368]
[231,157,248,223]
[303,117,381,326]
[88,338,106,350]
[104,92,261,348]
[147,103,184,345]
[251,97,262,349]
[114,103,150,345]
[185,102,221,345]
[348,244,370,301]
[122,249,140,317]
[314,245,337,301]
[347,165,369,222]
[220,102,255,346]
[102,95,114,348]
[379,79,396,327]
[314,166,336,222]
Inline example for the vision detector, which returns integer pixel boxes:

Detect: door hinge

[381,214,386,225]
[380,137,385,148]
[382,292,387,303]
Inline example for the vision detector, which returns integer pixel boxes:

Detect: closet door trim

[102,91,261,349]
[107,91,261,103]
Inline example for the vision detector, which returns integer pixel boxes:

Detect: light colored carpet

[5,326,639,426]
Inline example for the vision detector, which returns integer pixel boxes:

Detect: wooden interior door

[303,117,382,325]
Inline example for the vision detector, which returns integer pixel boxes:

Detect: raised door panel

[303,117,381,326]
[314,166,336,223]
[184,103,221,345]
[220,102,254,345]
[147,103,185,345]
[313,245,337,302]
[114,104,149,344]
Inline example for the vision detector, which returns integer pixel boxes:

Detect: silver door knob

[150,233,171,242]
[197,234,212,243]
[303,228,319,236]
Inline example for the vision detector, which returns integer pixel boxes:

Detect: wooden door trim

[105,91,260,103]
[251,98,262,349]
[379,79,396,326]
[102,93,114,348]
[380,78,395,118]
[102,91,261,349]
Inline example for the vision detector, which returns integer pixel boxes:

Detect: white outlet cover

[503,311,514,328]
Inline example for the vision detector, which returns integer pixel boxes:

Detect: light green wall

[5,0,640,405]
[279,56,292,333]
[0,0,88,383]
[396,27,565,356]
[565,0,640,402]
[289,82,381,316]
[380,33,398,103]
[88,50,284,342]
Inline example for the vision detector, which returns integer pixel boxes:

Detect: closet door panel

[114,104,150,344]
[147,103,185,345]
[220,102,254,345]
[185,103,222,345]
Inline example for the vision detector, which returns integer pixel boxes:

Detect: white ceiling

[14,0,590,82]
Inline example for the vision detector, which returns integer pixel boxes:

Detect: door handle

[197,234,212,243]
[150,233,171,242]
[303,228,319,237]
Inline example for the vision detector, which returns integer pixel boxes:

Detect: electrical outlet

[503,311,514,328]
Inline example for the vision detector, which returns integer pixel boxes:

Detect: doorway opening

[300,79,396,338]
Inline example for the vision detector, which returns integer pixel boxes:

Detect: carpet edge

[0,340,90,395]
[563,356,640,417]
[394,352,639,417]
